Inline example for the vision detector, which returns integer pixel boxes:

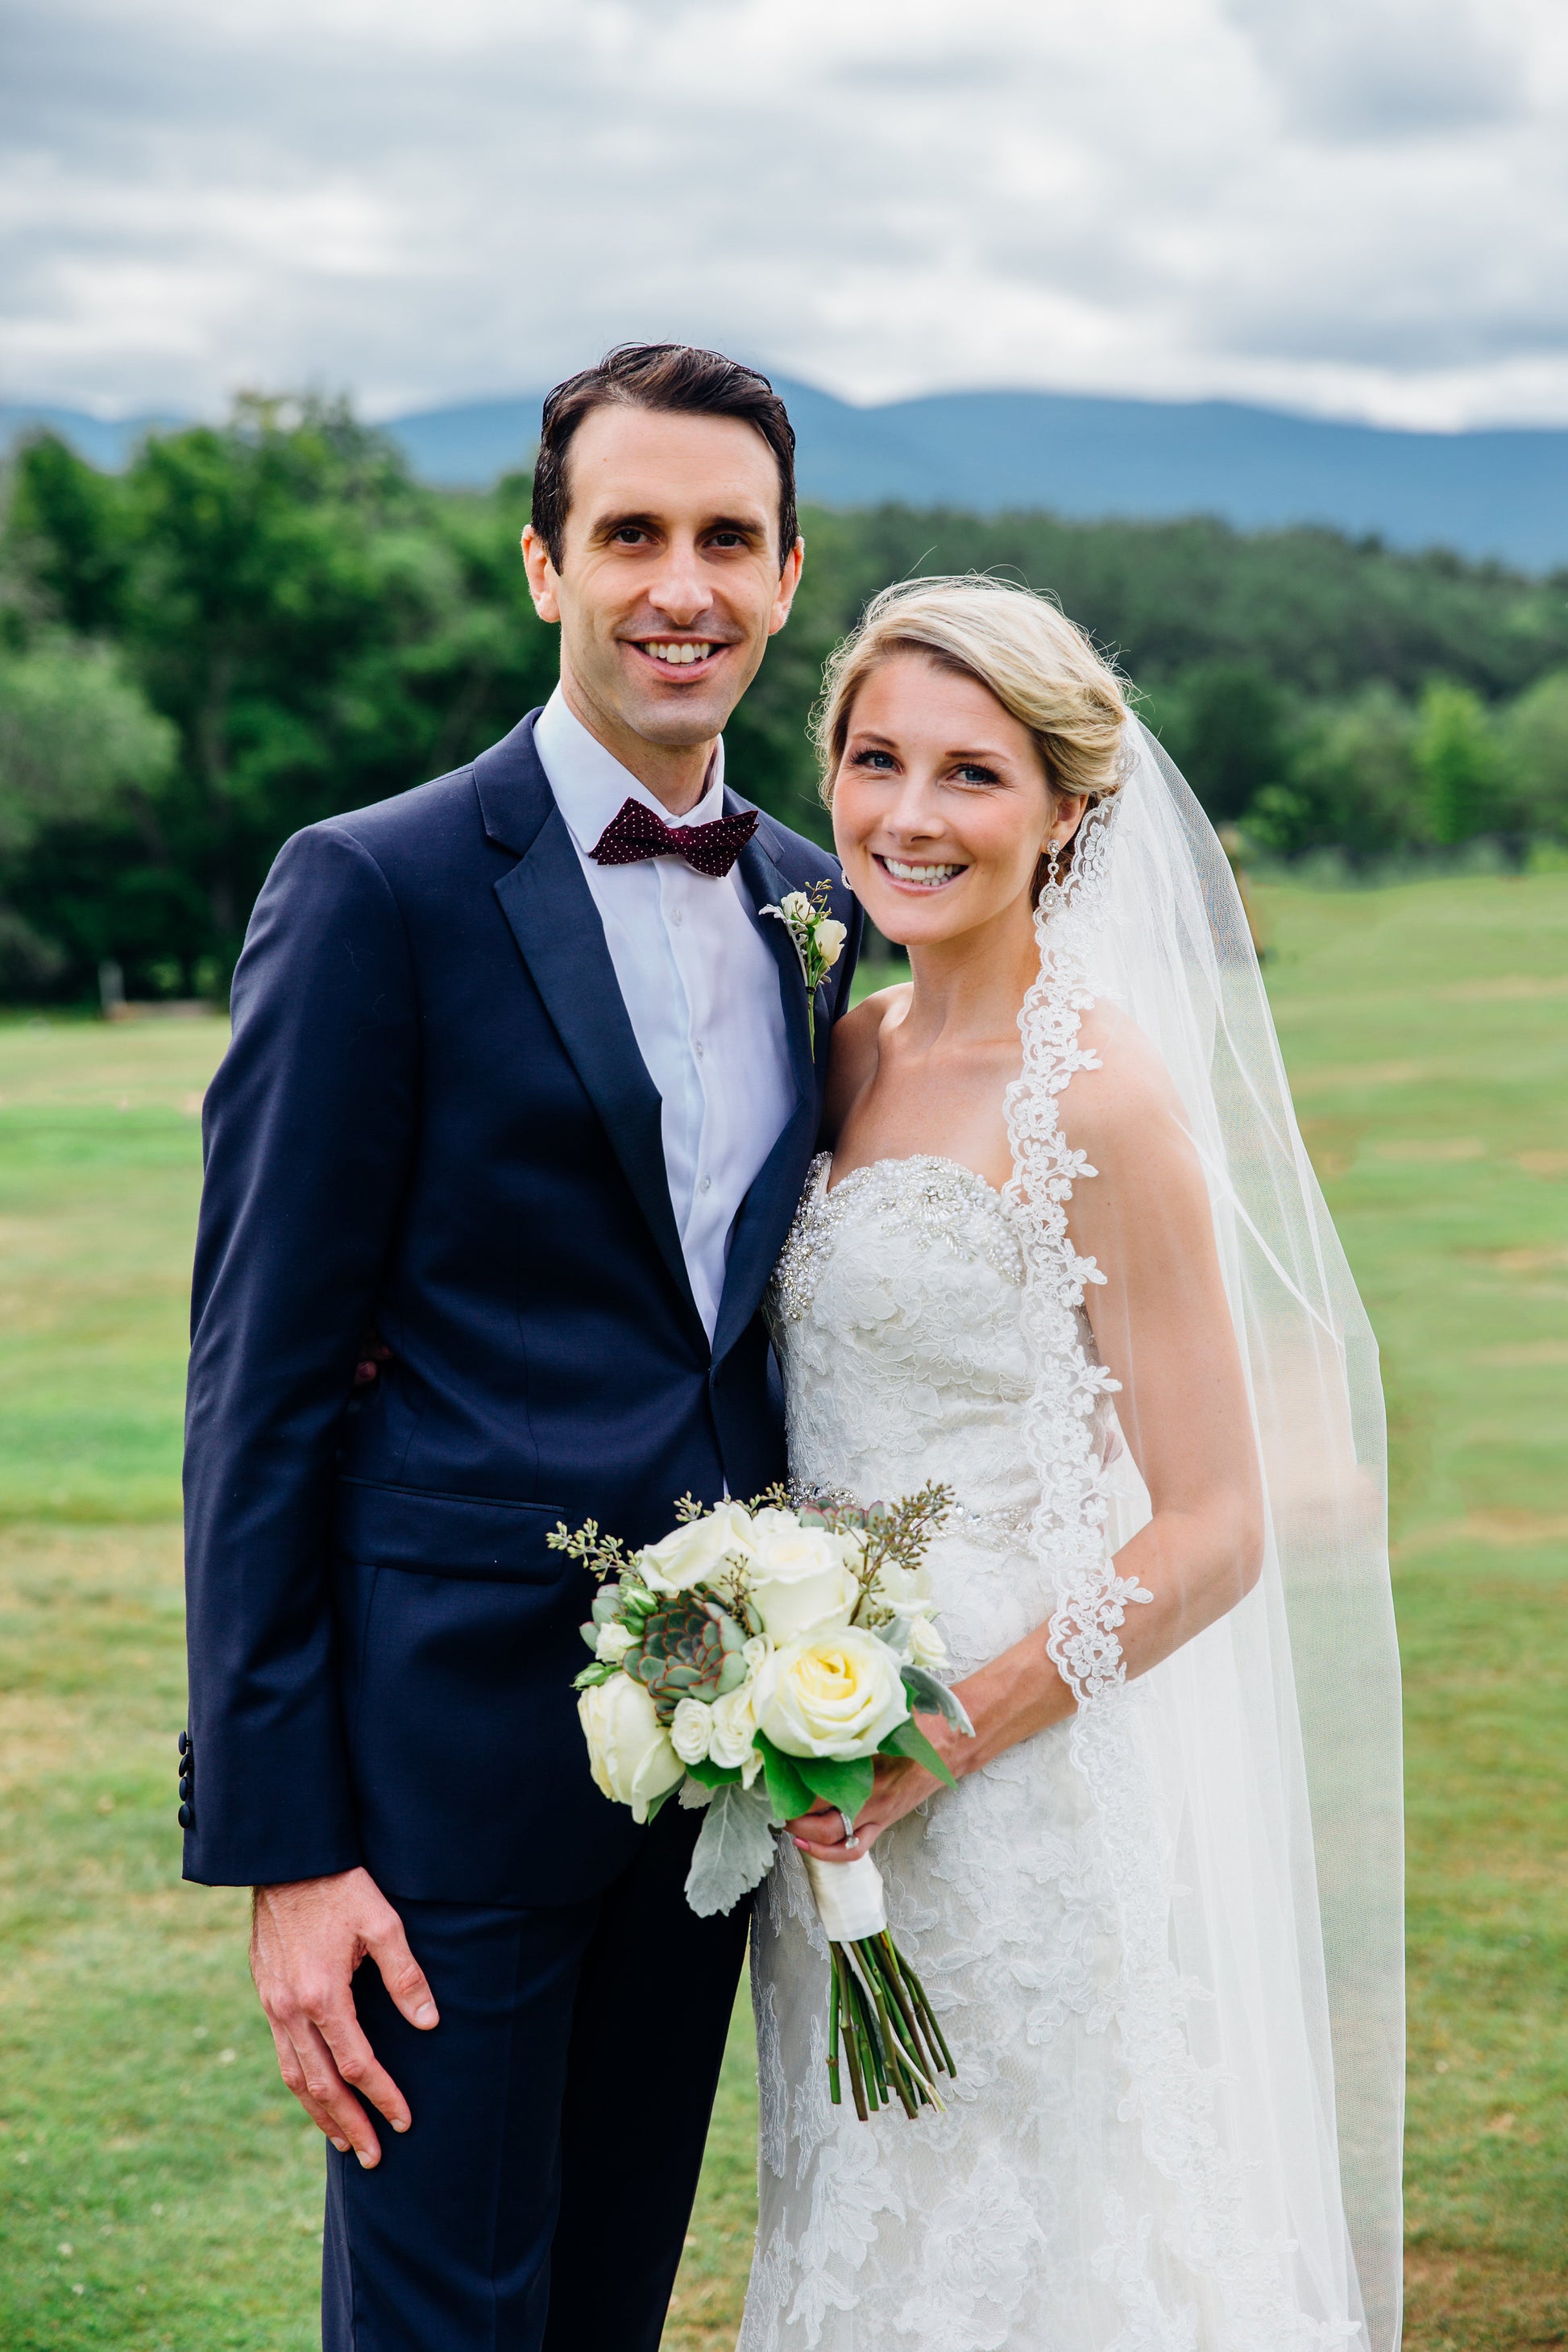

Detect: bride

[740,580,1404,2352]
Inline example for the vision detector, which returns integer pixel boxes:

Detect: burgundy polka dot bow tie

[589,796,759,879]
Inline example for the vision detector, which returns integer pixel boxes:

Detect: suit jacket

[180,711,861,1905]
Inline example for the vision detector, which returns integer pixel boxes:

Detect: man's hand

[251,1867,439,2167]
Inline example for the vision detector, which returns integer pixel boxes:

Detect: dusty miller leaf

[684,1782,778,1917]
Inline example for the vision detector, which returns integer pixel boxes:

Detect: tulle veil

[1006,719,1404,2348]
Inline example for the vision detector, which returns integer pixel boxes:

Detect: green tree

[1497,669,1568,840]
[1416,680,1496,846]
[1150,659,1294,822]
[0,639,178,993]
[1244,684,1421,859]
[5,400,559,991]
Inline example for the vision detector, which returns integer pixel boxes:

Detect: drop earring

[1044,839,1063,890]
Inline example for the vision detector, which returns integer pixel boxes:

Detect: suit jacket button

[178,1731,189,1756]
[179,1774,192,1802]
[178,1803,193,1830]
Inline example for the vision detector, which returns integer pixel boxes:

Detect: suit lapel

[712,815,823,1367]
[478,719,707,1354]
[733,810,817,1105]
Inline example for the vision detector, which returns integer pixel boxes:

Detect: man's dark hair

[531,343,799,573]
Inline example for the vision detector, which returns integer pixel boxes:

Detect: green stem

[836,1948,869,2122]
[828,1949,843,2107]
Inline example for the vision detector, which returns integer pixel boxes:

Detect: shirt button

[699,1176,712,1193]
[694,1040,704,1058]
[670,907,683,927]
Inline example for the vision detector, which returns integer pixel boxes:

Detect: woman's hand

[785,1713,963,1863]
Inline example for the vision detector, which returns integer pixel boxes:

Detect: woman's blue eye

[954,765,1000,786]
[852,749,896,769]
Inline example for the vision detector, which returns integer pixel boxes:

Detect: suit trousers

[321,1802,751,2350]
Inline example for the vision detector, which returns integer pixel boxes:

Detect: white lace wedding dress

[738,1147,1364,2352]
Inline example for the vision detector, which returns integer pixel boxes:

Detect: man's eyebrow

[703,512,768,540]
[587,508,663,541]
[587,508,770,544]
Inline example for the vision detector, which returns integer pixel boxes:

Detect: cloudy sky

[4,0,1568,428]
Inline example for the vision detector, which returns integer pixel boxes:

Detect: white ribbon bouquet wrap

[552,1487,972,2120]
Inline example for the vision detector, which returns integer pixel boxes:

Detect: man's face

[522,404,803,756]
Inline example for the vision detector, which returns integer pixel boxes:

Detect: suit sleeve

[181,823,418,1887]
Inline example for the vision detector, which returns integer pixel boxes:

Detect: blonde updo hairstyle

[813,576,1131,903]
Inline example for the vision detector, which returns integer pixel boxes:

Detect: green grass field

[0,874,1564,2350]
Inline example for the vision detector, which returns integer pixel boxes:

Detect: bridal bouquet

[550,1486,969,2121]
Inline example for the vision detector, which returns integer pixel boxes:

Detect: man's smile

[627,637,729,678]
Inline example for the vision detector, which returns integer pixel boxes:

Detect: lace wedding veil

[1002,701,1404,2349]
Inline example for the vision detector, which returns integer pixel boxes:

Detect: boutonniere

[762,882,848,1055]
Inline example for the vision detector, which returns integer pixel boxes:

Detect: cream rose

[637,1500,757,1596]
[670,1696,714,1765]
[909,1616,948,1671]
[578,1676,683,1821]
[707,1673,765,1784]
[594,1620,637,1665]
[814,917,848,969]
[749,1509,860,1643]
[755,1626,910,1759]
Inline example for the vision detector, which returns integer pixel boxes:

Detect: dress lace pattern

[740,823,1363,2351]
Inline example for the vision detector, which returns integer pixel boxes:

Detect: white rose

[578,1677,683,1822]
[749,1508,860,1642]
[670,1695,713,1765]
[595,1620,637,1664]
[707,1674,764,1782]
[909,1616,948,1671]
[779,890,811,920]
[755,1626,910,1759]
[873,1559,935,1617]
[814,917,848,969]
[637,1500,757,1595]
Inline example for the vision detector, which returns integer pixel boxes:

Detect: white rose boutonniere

[762,879,848,1055]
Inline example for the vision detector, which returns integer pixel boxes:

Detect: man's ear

[768,536,806,639]
[521,525,562,624]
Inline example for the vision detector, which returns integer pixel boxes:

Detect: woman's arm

[792,1012,1263,1860]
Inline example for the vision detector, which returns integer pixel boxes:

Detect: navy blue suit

[181,711,861,2348]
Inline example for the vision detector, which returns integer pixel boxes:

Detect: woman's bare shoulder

[823,984,910,1138]
[1060,1002,1188,1156]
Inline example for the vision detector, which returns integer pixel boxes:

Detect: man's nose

[646,538,713,628]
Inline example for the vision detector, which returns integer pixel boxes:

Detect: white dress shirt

[533,689,798,1340]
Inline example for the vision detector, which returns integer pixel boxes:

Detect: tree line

[2,395,1566,1002]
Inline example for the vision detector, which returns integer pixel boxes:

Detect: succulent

[624,1593,749,1719]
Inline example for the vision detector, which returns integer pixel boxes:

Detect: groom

[180,343,861,2350]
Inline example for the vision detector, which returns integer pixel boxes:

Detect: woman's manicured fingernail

[793,1838,808,1849]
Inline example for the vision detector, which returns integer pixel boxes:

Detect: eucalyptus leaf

[902,1664,975,1737]
[684,1782,779,1917]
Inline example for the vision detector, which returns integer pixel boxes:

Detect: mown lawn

[0,874,1563,2350]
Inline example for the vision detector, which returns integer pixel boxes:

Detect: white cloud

[2,0,1567,427]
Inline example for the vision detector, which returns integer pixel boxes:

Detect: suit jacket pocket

[331,1478,568,1580]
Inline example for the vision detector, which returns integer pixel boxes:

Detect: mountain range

[5,380,1567,571]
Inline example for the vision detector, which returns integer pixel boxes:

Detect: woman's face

[831,652,1075,950]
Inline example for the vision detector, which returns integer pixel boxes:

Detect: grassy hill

[0,873,1563,2349]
